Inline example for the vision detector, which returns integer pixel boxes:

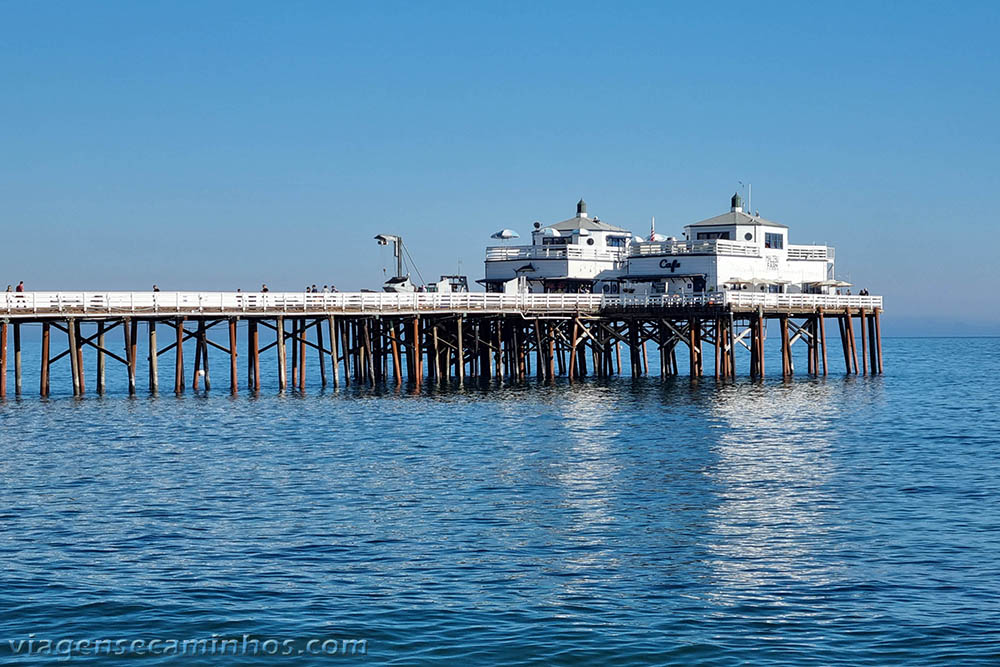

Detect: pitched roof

[544,215,630,233]
[685,210,788,229]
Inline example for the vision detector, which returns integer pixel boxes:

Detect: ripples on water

[1,338,998,664]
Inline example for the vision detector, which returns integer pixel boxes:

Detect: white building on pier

[482,194,839,296]
[481,199,632,293]
[625,193,835,295]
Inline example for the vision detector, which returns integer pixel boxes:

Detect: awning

[514,263,536,273]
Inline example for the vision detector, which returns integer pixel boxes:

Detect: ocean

[1,337,998,664]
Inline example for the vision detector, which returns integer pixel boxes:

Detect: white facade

[482,194,838,295]
[482,200,633,293]
[625,194,834,295]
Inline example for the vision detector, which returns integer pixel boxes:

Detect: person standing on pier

[15,281,24,292]
[261,284,269,292]
[152,284,160,292]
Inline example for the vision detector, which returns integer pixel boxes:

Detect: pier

[0,291,883,397]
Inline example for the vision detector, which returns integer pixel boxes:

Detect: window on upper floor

[765,232,784,249]
[696,231,730,240]
[542,237,569,245]
[606,236,627,248]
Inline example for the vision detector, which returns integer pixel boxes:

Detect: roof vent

[731,192,743,213]
[577,198,588,218]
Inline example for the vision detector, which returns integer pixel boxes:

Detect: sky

[1,1,998,334]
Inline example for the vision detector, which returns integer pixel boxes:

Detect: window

[542,237,569,245]
[744,232,753,241]
[765,232,784,249]
[606,236,627,248]
[696,231,730,240]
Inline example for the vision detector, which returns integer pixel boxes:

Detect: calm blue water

[1,337,999,664]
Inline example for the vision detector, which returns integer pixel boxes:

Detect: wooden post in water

[328,315,339,388]
[250,319,260,391]
[874,308,884,374]
[688,318,698,377]
[193,319,207,391]
[124,318,136,395]
[412,317,422,386]
[299,318,307,391]
[68,319,80,396]
[40,322,50,397]
[75,319,86,395]
[0,321,6,398]
[859,308,869,376]
[844,308,859,374]
[457,316,465,382]
[13,322,21,395]
[276,316,287,391]
[867,312,878,375]
[818,308,828,376]
[96,321,106,394]
[315,320,327,388]
[780,315,791,377]
[147,321,157,393]
[229,318,238,394]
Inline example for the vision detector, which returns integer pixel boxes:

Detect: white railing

[722,292,882,310]
[485,245,626,262]
[786,244,833,261]
[1,290,883,317]
[630,239,761,258]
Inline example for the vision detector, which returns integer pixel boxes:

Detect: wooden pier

[0,291,883,397]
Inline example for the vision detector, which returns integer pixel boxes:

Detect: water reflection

[700,380,863,605]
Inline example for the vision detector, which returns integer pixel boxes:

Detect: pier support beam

[97,321,106,394]
[148,321,158,393]
[13,322,21,395]
[874,308,884,374]
[175,318,185,394]
[68,319,80,396]
[276,316,287,391]
[40,323,50,397]
[0,321,6,398]
[229,318,238,394]
[124,318,137,395]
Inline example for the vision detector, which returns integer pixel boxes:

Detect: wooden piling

[780,315,791,377]
[13,322,21,395]
[68,319,80,395]
[412,317,422,385]
[457,317,465,382]
[844,308,859,374]
[315,320,327,388]
[0,321,6,398]
[147,321,157,393]
[124,318,136,395]
[229,318,238,394]
[40,322,50,396]
[299,318,307,391]
[250,319,260,391]
[874,308,884,373]
[868,312,878,375]
[859,308,869,376]
[328,315,339,388]
[818,308,828,376]
[74,319,86,394]
[276,316,287,391]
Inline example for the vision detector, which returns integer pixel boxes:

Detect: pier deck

[0,292,883,397]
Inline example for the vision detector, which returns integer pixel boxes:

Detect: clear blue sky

[2,1,997,333]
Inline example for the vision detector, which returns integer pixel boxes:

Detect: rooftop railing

[1,290,882,317]
[787,245,834,261]
[485,245,626,262]
[629,239,761,258]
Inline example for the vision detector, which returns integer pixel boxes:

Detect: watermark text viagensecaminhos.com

[5,634,368,660]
